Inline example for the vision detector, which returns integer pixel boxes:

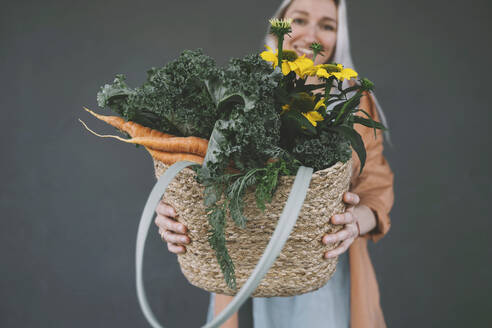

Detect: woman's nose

[302,24,318,44]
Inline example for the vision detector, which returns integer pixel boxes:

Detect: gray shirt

[206,251,350,328]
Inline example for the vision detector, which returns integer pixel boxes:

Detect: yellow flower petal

[302,65,319,77]
[302,111,324,127]
[309,111,324,121]
[341,67,358,80]
[332,72,342,80]
[293,56,315,78]
[314,98,326,110]
[281,61,292,75]
[316,68,331,78]
[260,51,278,67]
[331,64,358,81]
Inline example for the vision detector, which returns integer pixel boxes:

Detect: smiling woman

[152,0,395,327]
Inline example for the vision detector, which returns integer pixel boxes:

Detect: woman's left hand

[322,191,360,259]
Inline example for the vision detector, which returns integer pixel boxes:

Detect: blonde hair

[264,0,392,145]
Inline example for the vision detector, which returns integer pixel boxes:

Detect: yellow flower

[283,94,326,126]
[302,111,324,127]
[332,64,358,81]
[291,56,315,78]
[303,97,326,126]
[260,45,279,68]
[260,46,315,77]
[308,63,358,81]
[304,63,339,78]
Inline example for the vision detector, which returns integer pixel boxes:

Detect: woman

[154,0,394,327]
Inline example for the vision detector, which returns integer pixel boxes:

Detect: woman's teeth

[296,47,314,57]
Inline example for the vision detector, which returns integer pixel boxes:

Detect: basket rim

[154,158,352,179]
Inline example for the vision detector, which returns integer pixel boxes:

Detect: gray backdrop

[1,0,491,327]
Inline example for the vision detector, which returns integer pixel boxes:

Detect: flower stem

[324,76,335,100]
[277,35,284,65]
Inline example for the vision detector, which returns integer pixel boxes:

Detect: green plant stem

[277,35,284,65]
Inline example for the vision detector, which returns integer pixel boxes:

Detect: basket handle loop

[135,161,313,328]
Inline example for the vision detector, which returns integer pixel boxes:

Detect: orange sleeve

[350,91,394,243]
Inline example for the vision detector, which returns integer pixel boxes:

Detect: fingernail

[180,237,188,243]
[323,236,331,244]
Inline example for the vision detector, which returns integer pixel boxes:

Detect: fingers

[323,224,358,259]
[158,228,187,254]
[154,201,190,255]
[155,201,187,234]
[154,212,187,234]
[167,242,186,254]
[156,201,177,218]
[159,228,190,245]
[343,192,360,206]
[324,237,354,258]
[322,222,359,259]
[330,211,355,225]
[323,223,356,244]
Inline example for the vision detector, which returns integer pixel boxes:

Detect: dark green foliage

[97,49,221,138]
[292,130,352,172]
[142,49,220,137]
[226,168,260,228]
[96,74,171,132]
[207,203,236,290]
[197,54,283,181]
[328,125,366,174]
[254,160,293,211]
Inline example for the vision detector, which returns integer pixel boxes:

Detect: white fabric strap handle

[135,161,313,328]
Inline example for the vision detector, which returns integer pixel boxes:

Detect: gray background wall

[1,0,491,327]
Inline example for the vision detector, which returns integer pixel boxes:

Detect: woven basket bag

[153,157,352,297]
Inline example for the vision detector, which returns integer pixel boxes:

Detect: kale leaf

[292,130,352,171]
[97,49,221,138]
[198,54,284,180]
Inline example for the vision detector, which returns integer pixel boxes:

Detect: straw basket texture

[153,158,352,297]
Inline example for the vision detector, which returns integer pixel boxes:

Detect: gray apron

[206,251,350,328]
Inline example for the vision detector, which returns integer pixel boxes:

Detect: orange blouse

[348,91,394,328]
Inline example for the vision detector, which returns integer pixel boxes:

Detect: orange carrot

[81,107,206,165]
[79,119,208,156]
[146,148,204,165]
[83,107,174,139]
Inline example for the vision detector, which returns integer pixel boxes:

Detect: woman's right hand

[154,200,190,254]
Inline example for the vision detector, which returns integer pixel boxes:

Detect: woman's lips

[293,46,314,59]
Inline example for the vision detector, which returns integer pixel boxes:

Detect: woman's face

[282,0,338,66]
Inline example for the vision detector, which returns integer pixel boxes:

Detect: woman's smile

[282,0,338,65]
[292,45,314,59]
